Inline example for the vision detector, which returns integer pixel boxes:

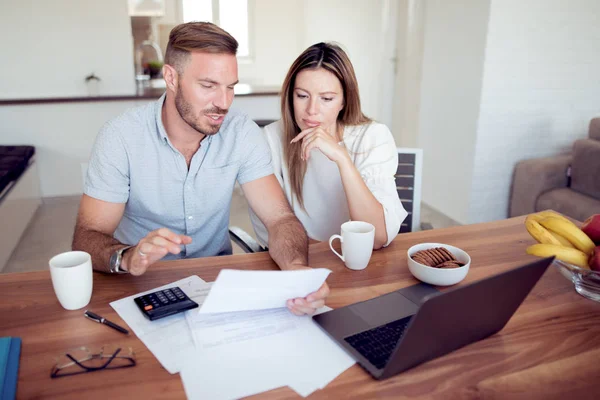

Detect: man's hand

[285,266,330,316]
[123,228,192,276]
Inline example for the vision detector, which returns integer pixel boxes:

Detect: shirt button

[187,216,193,220]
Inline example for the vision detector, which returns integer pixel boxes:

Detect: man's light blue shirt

[85,94,272,258]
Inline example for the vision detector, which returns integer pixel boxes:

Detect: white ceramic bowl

[407,243,471,286]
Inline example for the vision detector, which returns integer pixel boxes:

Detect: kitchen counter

[0,83,280,106]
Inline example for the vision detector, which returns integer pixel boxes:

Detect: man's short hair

[165,22,238,74]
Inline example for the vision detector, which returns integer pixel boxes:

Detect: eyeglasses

[50,344,136,378]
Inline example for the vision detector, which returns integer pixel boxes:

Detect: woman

[251,42,407,249]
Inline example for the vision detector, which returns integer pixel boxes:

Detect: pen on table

[84,310,129,335]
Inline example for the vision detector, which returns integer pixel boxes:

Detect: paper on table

[110,276,212,374]
[285,315,355,393]
[199,268,331,313]
[180,342,290,400]
[182,305,355,399]
[186,307,298,349]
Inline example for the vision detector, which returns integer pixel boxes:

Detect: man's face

[175,52,238,136]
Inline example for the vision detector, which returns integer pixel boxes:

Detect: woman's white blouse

[250,120,408,247]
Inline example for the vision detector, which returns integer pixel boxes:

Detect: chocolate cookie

[437,261,461,269]
[412,250,436,266]
[438,247,456,262]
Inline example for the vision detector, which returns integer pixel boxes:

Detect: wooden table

[1,216,599,399]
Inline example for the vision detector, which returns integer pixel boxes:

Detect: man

[72,22,327,315]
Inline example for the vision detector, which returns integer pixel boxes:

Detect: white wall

[392,0,426,148]
[417,0,491,224]
[239,0,394,124]
[0,0,136,99]
[301,0,390,124]
[237,0,303,89]
[468,0,600,223]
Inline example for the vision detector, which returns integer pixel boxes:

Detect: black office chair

[229,226,267,253]
[395,148,423,233]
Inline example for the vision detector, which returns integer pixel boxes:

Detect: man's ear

[163,64,179,92]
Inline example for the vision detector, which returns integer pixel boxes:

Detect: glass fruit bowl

[553,259,600,302]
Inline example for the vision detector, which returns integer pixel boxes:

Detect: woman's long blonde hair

[281,42,371,209]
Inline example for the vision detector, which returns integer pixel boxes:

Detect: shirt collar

[155,93,169,144]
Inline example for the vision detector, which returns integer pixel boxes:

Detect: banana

[526,212,576,248]
[526,244,590,269]
[527,213,547,223]
[539,217,596,255]
[550,232,575,248]
[525,217,562,246]
[534,211,577,226]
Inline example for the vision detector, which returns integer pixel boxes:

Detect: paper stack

[111,269,355,399]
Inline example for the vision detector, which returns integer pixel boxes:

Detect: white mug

[329,221,375,270]
[49,251,93,310]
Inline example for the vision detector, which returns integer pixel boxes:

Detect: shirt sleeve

[236,117,274,185]
[353,123,408,246]
[84,121,130,203]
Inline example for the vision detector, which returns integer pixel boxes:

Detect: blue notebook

[0,337,21,400]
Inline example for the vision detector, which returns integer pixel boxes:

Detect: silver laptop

[313,257,553,379]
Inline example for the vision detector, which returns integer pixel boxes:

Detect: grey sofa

[509,118,600,221]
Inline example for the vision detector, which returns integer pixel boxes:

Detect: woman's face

[292,68,345,135]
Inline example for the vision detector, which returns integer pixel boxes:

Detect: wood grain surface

[1,215,599,399]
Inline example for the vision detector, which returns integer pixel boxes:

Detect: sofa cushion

[570,138,600,200]
[509,154,571,217]
[537,188,600,222]
[590,118,600,141]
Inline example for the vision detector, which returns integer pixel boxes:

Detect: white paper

[182,305,355,399]
[110,276,212,374]
[180,342,290,400]
[199,268,331,313]
[186,307,299,349]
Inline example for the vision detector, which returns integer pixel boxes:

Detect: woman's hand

[290,127,349,164]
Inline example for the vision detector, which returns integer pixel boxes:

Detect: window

[181,0,250,58]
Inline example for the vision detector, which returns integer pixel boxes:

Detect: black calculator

[134,286,198,321]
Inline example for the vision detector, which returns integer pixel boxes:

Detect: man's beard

[174,88,228,136]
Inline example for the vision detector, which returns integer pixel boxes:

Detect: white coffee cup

[328,221,375,270]
[49,251,93,310]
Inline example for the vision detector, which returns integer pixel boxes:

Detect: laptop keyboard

[344,317,412,370]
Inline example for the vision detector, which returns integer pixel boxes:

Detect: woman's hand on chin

[291,127,348,164]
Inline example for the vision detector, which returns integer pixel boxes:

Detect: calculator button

[144,305,153,310]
